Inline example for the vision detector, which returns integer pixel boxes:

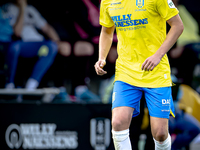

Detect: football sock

[153,133,171,150]
[112,129,132,150]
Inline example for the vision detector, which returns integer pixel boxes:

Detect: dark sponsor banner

[0,103,114,150]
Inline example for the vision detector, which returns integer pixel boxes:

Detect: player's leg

[144,87,175,150]
[112,107,134,150]
[112,81,143,150]
[150,117,171,150]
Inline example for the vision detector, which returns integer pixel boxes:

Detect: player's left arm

[142,14,184,71]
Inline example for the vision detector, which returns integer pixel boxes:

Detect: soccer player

[94,0,184,149]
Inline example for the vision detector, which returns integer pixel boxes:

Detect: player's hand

[142,54,161,71]
[94,59,107,76]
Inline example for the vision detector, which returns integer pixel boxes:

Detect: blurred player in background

[2,0,70,90]
[95,0,183,149]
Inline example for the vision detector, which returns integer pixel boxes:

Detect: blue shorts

[112,81,175,119]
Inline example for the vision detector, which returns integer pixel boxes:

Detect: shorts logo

[162,99,170,105]
[161,110,170,112]
[168,0,175,8]
[136,0,144,8]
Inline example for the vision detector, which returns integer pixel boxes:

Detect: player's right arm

[13,0,27,37]
[94,25,115,76]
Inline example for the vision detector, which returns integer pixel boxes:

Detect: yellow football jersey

[100,0,179,88]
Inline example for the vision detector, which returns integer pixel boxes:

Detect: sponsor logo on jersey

[111,14,148,27]
[135,8,146,12]
[109,7,124,11]
[111,2,121,5]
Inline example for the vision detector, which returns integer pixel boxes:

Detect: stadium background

[0,0,200,150]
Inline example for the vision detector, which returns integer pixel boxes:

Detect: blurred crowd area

[0,0,199,102]
[0,0,118,103]
[0,0,199,103]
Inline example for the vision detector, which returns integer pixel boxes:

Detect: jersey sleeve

[156,0,179,21]
[99,1,114,27]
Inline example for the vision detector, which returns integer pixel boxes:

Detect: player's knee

[112,118,124,131]
[154,130,168,142]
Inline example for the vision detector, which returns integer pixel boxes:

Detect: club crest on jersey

[136,0,144,8]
